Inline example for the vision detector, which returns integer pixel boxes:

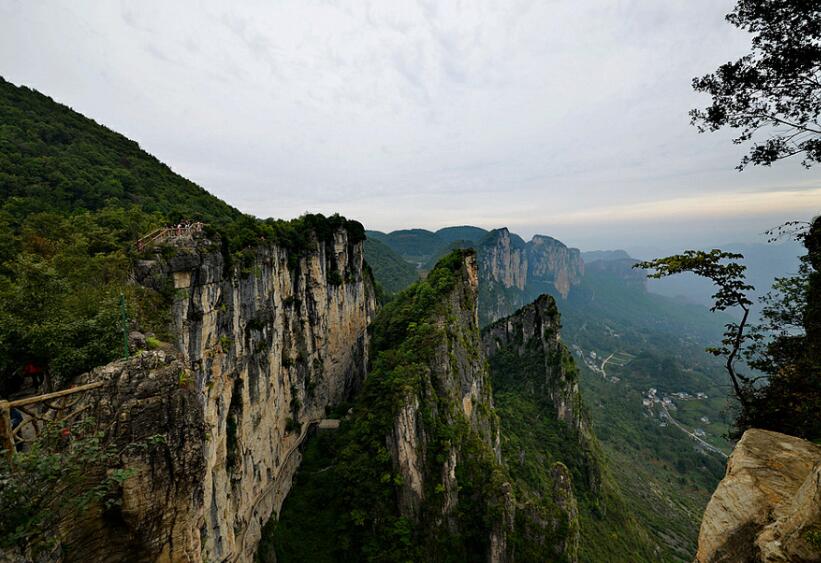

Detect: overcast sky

[1,0,818,254]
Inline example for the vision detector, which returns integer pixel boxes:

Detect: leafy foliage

[636,251,755,409]
[0,206,165,391]
[0,418,146,555]
[638,220,821,440]
[690,0,821,168]
[740,217,821,439]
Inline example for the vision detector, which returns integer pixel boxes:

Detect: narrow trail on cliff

[232,418,324,562]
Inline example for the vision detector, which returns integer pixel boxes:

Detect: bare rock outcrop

[13,226,376,563]
[695,428,821,563]
[66,351,206,562]
[477,229,583,326]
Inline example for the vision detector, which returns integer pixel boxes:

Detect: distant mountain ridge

[581,249,633,263]
[364,225,585,324]
[477,228,584,325]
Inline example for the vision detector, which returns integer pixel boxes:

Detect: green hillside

[363,238,418,294]
[435,225,488,246]
[0,78,365,392]
[364,226,489,269]
[422,239,476,271]
[364,228,441,262]
[0,78,240,225]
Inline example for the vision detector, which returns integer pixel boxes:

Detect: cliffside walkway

[135,221,205,251]
[231,418,340,562]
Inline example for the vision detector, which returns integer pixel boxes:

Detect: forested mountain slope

[0,77,365,392]
[364,226,736,559]
[266,252,659,562]
[362,237,418,294]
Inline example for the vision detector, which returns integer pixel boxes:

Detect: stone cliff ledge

[695,428,821,563]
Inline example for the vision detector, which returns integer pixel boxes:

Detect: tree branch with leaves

[690,0,821,169]
[635,250,756,408]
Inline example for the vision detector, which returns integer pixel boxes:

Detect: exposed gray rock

[167,229,377,561]
[477,229,583,326]
[21,228,376,563]
[70,351,205,562]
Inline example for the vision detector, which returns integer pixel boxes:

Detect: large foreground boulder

[695,428,821,562]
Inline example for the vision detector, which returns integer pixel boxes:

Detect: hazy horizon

[1,0,818,251]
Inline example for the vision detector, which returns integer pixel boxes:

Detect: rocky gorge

[12,225,377,562]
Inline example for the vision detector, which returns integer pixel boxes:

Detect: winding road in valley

[600,352,616,377]
[659,402,728,459]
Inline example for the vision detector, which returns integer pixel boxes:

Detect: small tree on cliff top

[636,251,755,410]
[637,219,821,440]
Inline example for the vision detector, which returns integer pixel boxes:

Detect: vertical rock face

[695,429,821,563]
[383,252,508,549]
[480,229,529,291]
[482,294,587,436]
[526,235,584,299]
[64,352,206,563]
[477,229,583,326]
[164,230,376,561]
[49,227,376,562]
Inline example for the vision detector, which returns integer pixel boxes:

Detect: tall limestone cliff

[269,250,517,561]
[159,227,376,561]
[18,225,376,562]
[478,228,583,326]
[269,251,586,562]
[482,295,659,562]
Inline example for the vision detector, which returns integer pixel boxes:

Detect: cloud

[536,188,821,226]
[0,0,818,250]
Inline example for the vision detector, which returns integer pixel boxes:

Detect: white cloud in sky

[0,0,818,250]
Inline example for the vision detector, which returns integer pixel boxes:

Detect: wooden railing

[0,381,105,465]
[135,222,205,252]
